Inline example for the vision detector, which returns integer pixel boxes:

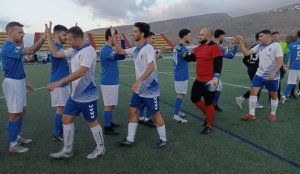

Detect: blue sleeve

[3,44,23,59]
[223,45,238,59]
[113,40,126,60]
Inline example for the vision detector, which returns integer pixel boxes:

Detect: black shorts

[191,80,215,106]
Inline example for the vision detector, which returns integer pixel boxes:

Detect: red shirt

[193,41,223,82]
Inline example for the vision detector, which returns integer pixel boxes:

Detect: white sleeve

[275,43,283,58]
[145,46,155,64]
[80,50,96,68]
[250,44,259,54]
[125,47,136,57]
[63,48,74,58]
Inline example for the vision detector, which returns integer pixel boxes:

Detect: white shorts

[50,85,70,107]
[2,78,26,113]
[175,80,188,94]
[217,79,223,91]
[100,85,119,106]
[287,70,300,84]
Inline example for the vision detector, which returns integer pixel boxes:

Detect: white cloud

[73,0,300,24]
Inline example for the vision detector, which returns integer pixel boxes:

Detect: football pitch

[0,56,300,174]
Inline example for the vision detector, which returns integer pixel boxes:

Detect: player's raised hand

[235,35,244,45]
[45,21,52,38]
[119,32,124,40]
[110,26,116,36]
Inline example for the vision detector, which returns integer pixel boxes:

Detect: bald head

[199,27,213,44]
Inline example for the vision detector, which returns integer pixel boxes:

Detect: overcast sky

[0,0,299,33]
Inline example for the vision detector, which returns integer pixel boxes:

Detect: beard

[199,39,207,45]
[220,40,223,44]
[185,40,190,44]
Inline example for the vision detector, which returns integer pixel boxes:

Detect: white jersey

[64,44,98,102]
[125,42,160,98]
[251,42,283,80]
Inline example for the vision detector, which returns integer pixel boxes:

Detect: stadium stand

[152,33,174,52]
[87,32,131,49]
[0,32,8,47]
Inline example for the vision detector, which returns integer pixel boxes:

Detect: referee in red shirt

[183,28,223,134]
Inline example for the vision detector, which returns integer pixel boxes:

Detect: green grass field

[1,56,300,174]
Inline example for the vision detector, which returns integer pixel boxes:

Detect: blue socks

[284,84,295,96]
[214,91,221,105]
[7,121,19,143]
[103,110,112,127]
[54,113,62,136]
[174,98,182,115]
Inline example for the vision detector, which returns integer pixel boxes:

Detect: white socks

[157,125,167,141]
[91,125,105,150]
[63,123,75,152]
[126,122,167,142]
[271,99,279,115]
[249,95,258,115]
[127,122,138,142]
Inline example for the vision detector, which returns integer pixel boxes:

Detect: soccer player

[100,28,125,135]
[281,30,300,103]
[46,22,105,159]
[213,29,238,111]
[183,28,223,134]
[236,33,263,109]
[271,31,288,102]
[49,25,70,141]
[238,30,283,122]
[138,31,164,127]
[172,28,191,123]
[1,21,46,153]
[111,22,167,148]
[148,32,165,60]
[286,34,299,97]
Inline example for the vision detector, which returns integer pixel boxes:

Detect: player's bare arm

[155,45,165,60]
[236,35,253,56]
[269,57,283,80]
[45,21,66,58]
[47,66,89,91]
[131,61,155,92]
[111,27,127,55]
[21,26,46,55]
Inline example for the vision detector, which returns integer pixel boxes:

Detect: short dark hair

[213,29,225,38]
[134,22,150,38]
[66,26,84,38]
[259,29,272,35]
[297,30,300,39]
[255,32,260,41]
[105,28,118,41]
[179,29,191,39]
[271,31,280,35]
[5,21,24,33]
[149,31,155,36]
[53,25,67,33]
